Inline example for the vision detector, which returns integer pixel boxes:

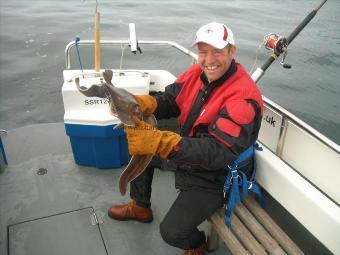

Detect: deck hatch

[8,207,108,255]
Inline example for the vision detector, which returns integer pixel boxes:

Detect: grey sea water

[0,0,339,145]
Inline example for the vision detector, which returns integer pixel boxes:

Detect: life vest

[175,63,263,137]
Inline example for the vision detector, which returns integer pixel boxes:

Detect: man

[108,22,263,255]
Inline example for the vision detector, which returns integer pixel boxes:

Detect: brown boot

[181,243,207,255]
[108,200,153,223]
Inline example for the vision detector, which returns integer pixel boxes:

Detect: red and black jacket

[153,60,263,191]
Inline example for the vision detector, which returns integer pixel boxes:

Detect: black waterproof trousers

[130,158,225,250]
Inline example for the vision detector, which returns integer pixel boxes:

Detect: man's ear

[230,46,236,58]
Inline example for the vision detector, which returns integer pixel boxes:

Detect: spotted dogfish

[75,69,156,196]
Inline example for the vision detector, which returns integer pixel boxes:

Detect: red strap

[216,118,241,138]
[173,143,181,152]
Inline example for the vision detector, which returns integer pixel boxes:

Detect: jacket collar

[200,59,237,88]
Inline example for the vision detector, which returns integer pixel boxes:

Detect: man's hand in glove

[133,95,157,116]
[124,119,181,159]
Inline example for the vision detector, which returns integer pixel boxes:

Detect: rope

[249,40,266,74]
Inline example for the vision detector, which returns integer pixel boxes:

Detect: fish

[75,69,156,196]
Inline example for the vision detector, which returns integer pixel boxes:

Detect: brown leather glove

[124,120,181,159]
[133,95,157,116]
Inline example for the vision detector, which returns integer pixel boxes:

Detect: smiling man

[196,23,236,83]
[108,22,264,255]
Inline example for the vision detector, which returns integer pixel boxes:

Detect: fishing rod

[251,0,327,83]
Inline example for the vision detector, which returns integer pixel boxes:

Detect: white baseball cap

[192,22,235,49]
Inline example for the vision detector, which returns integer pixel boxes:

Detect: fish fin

[75,77,107,98]
[103,69,113,85]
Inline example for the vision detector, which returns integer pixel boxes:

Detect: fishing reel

[264,33,291,69]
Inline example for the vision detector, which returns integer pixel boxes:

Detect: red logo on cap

[205,29,213,33]
[223,26,228,41]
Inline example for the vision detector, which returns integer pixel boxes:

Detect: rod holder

[129,23,138,53]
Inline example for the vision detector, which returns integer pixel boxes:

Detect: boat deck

[0,123,227,255]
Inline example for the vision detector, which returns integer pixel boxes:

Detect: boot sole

[107,213,153,223]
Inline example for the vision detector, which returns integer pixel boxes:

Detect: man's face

[197,42,236,83]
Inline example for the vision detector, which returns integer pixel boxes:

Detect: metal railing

[65,40,198,70]
[261,96,340,155]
